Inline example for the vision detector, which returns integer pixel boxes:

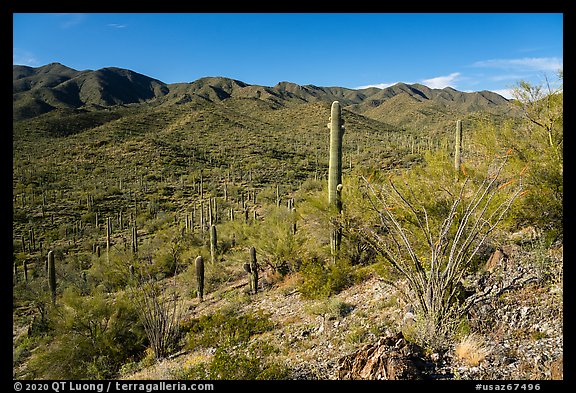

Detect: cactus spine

[47,250,56,305]
[454,119,463,179]
[195,256,205,302]
[328,101,345,261]
[210,225,217,264]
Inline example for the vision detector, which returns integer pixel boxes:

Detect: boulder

[337,332,427,380]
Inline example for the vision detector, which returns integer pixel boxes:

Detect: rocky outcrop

[337,332,431,380]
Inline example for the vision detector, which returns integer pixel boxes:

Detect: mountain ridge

[13,63,513,123]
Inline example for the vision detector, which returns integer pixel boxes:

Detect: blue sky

[13,13,563,99]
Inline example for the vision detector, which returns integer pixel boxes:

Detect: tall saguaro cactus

[210,225,217,264]
[47,250,56,305]
[454,119,463,179]
[249,246,258,294]
[195,256,205,302]
[328,101,345,260]
[106,216,111,261]
[132,222,138,254]
[328,101,345,211]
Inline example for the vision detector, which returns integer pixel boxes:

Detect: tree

[511,72,563,166]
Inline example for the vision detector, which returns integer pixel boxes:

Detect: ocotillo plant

[210,225,217,264]
[195,256,205,302]
[47,250,56,305]
[328,101,345,260]
[454,119,463,179]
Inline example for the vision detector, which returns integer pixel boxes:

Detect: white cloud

[57,13,86,29]
[489,89,515,100]
[355,81,419,90]
[472,57,563,72]
[13,48,39,66]
[107,23,127,29]
[355,82,398,89]
[421,72,461,89]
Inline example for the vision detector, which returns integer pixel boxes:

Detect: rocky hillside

[116,237,563,381]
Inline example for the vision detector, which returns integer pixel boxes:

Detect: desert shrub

[298,256,356,299]
[243,205,306,275]
[175,342,290,380]
[184,307,274,350]
[25,288,146,379]
[454,333,490,366]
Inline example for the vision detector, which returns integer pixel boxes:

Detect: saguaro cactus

[47,250,56,305]
[23,260,29,282]
[210,225,217,264]
[328,101,345,261]
[132,222,138,254]
[243,247,259,294]
[454,119,463,178]
[328,101,345,211]
[195,256,205,302]
[106,216,111,261]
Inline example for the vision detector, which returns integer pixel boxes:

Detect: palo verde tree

[470,71,563,240]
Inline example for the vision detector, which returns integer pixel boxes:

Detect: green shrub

[25,288,146,379]
[298,257,355,299]
[184,307,275,350]
[175,343,290,380]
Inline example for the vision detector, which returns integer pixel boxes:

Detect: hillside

[12,64,562,382]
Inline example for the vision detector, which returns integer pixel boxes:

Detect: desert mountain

[13,63,516,127]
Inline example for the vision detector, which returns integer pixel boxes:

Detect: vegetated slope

[14,63,560,382]
[11,62,519,270]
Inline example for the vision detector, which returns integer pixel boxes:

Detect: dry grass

[454,334,490,367]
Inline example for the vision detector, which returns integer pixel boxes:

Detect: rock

[337,332,428,380]
[550,356,563,380]
[509,226,540,244]
[485,247,508,272]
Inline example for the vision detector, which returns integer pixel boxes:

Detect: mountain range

[13,63,517,128]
